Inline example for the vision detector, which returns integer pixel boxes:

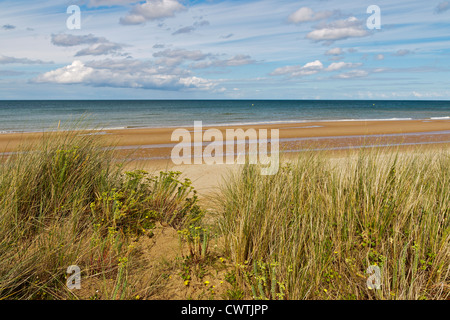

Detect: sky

[0,0,449,100]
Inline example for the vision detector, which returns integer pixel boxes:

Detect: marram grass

[0,129,448,300]
[0,130,202,299]
[217,148,449,300]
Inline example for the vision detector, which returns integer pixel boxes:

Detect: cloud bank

[33,59,219,91]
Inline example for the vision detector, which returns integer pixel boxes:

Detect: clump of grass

[90,170,202,236]
[217,147,449,300]
[0,129,201,300]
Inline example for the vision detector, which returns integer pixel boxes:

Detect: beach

[2,119,449,153]
[2,118,449,200]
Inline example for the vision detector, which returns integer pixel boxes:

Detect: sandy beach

[2,118,449,201]
[1,119,449,152]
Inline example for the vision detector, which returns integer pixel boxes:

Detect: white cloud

[51,34,106,47]
[33,59,218,91]
[334,70,368,79]
[179,76,216,91]
[75,43,123,56]
[51,33,124,57]
[288,7,334,24]
[373,68,388,73]
[172,19,210,35]
[393,49,413,56]
[0,55,51,64]
[325,62,362,72]
[303,60,323,69]
[271,60,363,77]
[120,0,185,25]
[192,55,256,69]
[153,49,210,61]
[412,91,446,98]
[306,17,368,41]
[325,47,343,55]
[374,54,384,60]
[153,48,211,66]
[172,26,196,35]
[34,60,94,84]
[223,55,256,67]
[270,60,323,77]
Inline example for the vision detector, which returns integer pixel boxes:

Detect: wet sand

[1,119,449,201]
[1,119,449,153]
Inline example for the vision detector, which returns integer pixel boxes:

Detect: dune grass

[0,130,202,299]
[0,128,448,300]
[217,148,449,300]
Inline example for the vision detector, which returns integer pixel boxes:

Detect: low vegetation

[0,131,202,299]
[218,148,449,300]
[0,130,448,300]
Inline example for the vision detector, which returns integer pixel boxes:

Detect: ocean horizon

[0,100,449,133]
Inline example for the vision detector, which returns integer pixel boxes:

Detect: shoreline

[1,119,449,154]
[0,116,449,135]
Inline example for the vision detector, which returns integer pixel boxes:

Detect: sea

[0,100,449,133]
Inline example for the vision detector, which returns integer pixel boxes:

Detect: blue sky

[0,0,449,99]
